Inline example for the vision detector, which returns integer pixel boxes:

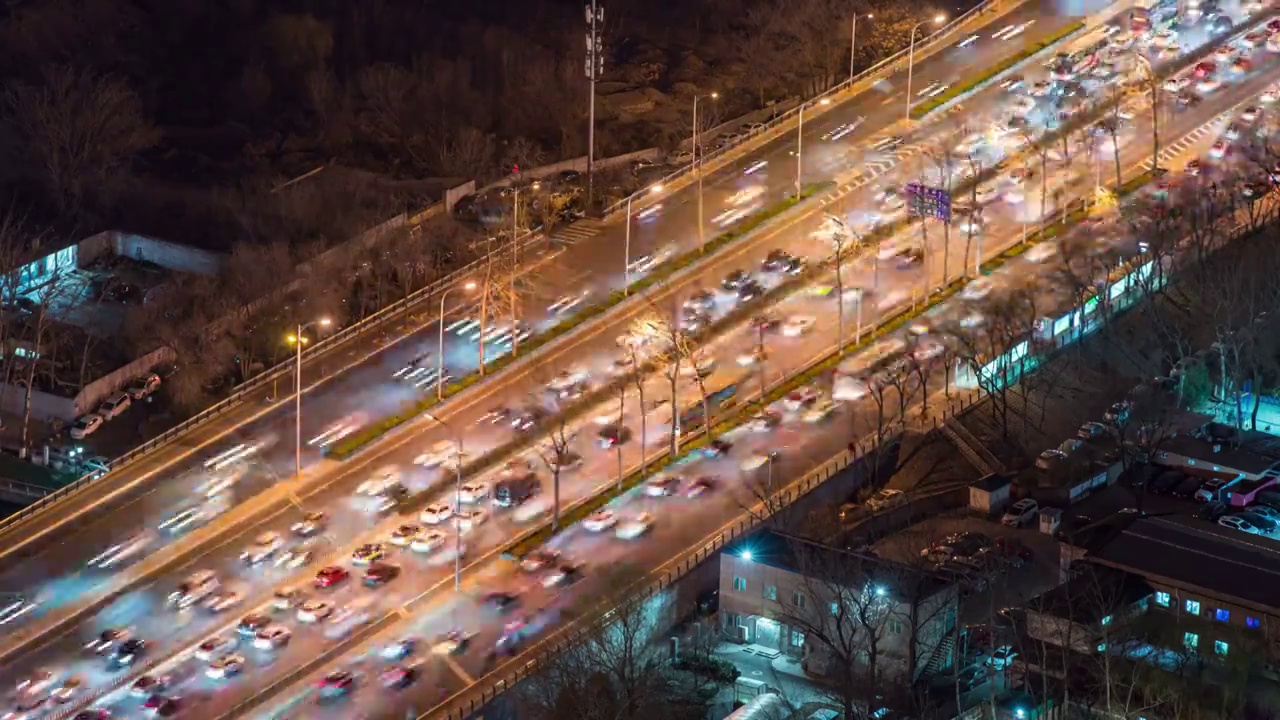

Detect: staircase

[921,634,957,680]
[939,420,996,477]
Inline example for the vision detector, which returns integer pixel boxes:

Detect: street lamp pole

[289,317,331,480]
[849,14,872,83]
[437,281,478,400]
[904,15,947,121]
[796,98,831,196]
[693,92,718,254]
[624,184,663,295]
[426,413,464,592]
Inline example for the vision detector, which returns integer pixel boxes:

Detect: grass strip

[503,168,1158,559]
[325,182,833,460]
[911,21,1085,120]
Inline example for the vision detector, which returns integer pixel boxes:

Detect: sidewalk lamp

[850,13,873,83]
[286,317,332,479]
[693,91,719,254]
[624,184,664,294]
[437,281,479,400]
[904,14,948,121]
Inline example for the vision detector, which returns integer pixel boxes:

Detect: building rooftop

[1157,425,1280,477]
[1084,514,1280,614]
[729,528,952,600]
[1026,565,1153,623]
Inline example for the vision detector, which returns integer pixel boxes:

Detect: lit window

[733,577,747,592]
[889,619,903,635]
[1247,617,1261,629]
[792,592,807,609]
[1185,599,1201,615]
[1215,640,1229,655]
[790,631,805,648]
[1101,615,1113,626]
[1097,642,1108,652]
[1215,608,1230,622]
[830,602,840,616]
[764,585,778,601]
[1184,632,1199,649]
[1155,591,1170,607]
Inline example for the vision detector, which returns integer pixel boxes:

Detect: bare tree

[532,410,578,532]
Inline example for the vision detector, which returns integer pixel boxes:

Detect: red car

[1193,60,1216,78]
[1267,18,1280,33]
[314,566,349,588]
[317,670,356,697]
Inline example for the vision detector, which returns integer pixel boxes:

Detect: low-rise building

[719,529,960,684]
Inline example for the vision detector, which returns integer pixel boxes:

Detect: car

[168,570,219,609]
[722,269,752,291]
[519,548,563,574]
[1239,510,1278,533]
[143,695,180,716]
[50,676,83,703]
[253,625,292,650]
[761,249,794,273]
[389,523,422,547]
[1218,514,1262,534]
[802,400,837,423]
[410,529,448,553]
[357,466,401,496]
[454,508,489,532]
[1208,140,1231,159]
[271,587,305,610]
[865,489,906,512]
[237,613,271,636]
[291,511,327,537]
[987,645,1018,669]
[582,510,618,532]
[1163,75,1192,93]
[125,373,162,400]
[1248,504,1280,523]
[1104,401,1131,424]
[1002,499,1039,527]
[97,391,132,419]
[482,591,521,614]
[1244,30,1268,47]
[206,654,245,680]
[381,664,417,689]
[999,74,1025,91]
[784,386,820,411]
[414,439,458,468]
[1231,57,1252,74]
[204,590,243,613]
[112,638,146,666]
[194,633,237,661]
[684,476,717,498]
[1077,421,1107,439]
[741,452,778,472]
[737,280,766,302]
[314,566,349,588]
[420,502,454,525]
[960,277,993,301]
[70,413,104,439]
[85,626,132,654]
[240,531,284,565]
[275,546,313,569]
[746,412,781,433]
[1194,478,1230,502]
[1263,86,1280,104]
[1185,158,1202,176]
[1240,105,1261,123]
[130,673,170,697]
[351,543,385,565]
[364,564,401,587]
[781,315,816,336]
[1036,449,1067,469]
[596,424,629,449]
[317,670,356,698]
[703,438,734,458]
[1196,77,1222,94]
[737,347,767,366]
[458,481,490,503]
[297,600,334,623]
[1213,44,1236,62]
[616,512,656,539]
[72,712,112,720]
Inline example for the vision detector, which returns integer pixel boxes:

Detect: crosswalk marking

[550,219,603,243]
[447,318,532,348]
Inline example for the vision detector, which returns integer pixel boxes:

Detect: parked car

[1077,421,1108,439]
[1194,478,1231,502]
[1149,471,1184,495]
[125,373,162,400]
[1104,401,1131,424]
[1035,449,1067,470]
[865,489,906,512]
[98,392,132,420]
[70,414,104,440]
[1237,511,1277,533]
[1001,499,1039,528]
[1195,501,1229,522]
[1171,476,1206,500]
[1218,514,1262,534]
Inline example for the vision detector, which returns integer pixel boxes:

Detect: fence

[599,0,1022,219]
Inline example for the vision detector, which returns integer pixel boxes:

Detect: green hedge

[911,21,1085,120]
[503,167,1163,559]
[325,182,833,461]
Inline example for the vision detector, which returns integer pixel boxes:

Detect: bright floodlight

[649,184,664,193]
[464,281,478,291]
[934,13,946,23]
[318,317,332,327]
[741,550,753,561]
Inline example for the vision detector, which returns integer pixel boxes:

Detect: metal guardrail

[0,0,1018,539]
[599,0,1018,218]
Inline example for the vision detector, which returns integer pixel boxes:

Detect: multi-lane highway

[10,0,1280,717]
[0,0,1075,635]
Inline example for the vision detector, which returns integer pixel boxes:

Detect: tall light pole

[692,91,718,254]
[1134,53,1160,171]
[286,317,331,479]
[585,0,604,210]
[850,13,873,83]
[796,98,831,196]
[624,184,663,295]
[904,14,947,121]
[437,281,479,400]
[425,412,464,592]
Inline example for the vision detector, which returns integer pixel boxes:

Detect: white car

[274,547,313,569]
[1263,87,1280,104]
[582,510,618,532]
[410,529,448,553]
[782,315,816,337]
[1163,75,1191,93]
[204,590,244,613]
[253,625,292,650]
[389,524,422,547]
[420,502,454,525]
[458,482,490,504]
[206,654,245,680]
[1002,499,1040,527]
[169,570,219,609]
[644,474,680,496]
[271,587,305,610]
[70,413,104,439]
[1196,77,1221,94]
[357,466,400,496]
[960,277,993,301]
[297,601,334,623]
[195,633,237,661]
[616,513,656,540]
[865,489,906,511]
[737,347,767,366]
[802,401,837,423]
[1023,243,1057,264]
[98,391,132,419]
[240,531,283,565]
[454,509,489,532]
[1219,515,1263,535]
[414,440,457,468]
[291,511,327,537]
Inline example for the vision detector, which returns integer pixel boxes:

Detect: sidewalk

[709,641,834,716]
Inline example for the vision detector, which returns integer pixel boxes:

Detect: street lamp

[797,98,831,195]
[437,281,479,400]
[692,91,719,254]
[850,13,873,83]
[285,317,332,480]
[624,184,664,295]
[425,412,464,592]
[904,14,948,121]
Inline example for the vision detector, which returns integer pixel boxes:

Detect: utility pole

[585,1,604,210]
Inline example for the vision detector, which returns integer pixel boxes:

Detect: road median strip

[911,21,1085,119]
[325,183,832,461]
